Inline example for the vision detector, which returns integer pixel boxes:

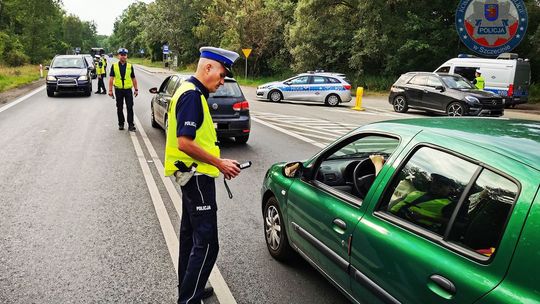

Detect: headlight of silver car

[46,75,56,81]
[78,75,88,81]
[465,96,480,104]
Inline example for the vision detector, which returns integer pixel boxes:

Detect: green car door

[348,133,533,303]
[286,134,400,298]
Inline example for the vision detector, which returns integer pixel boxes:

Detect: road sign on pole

[242,48,252,79]
[163,44,169,54]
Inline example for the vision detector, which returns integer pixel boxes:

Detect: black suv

[150,75,251,144]
[46,55,93,97]
[389,72,504,116]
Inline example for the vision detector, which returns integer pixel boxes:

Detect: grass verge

[128,58,168,69]
[0,64,43,93]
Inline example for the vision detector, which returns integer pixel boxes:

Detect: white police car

[256,71,352,106]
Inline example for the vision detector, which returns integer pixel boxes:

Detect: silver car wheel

[270,91,282,102]
[326,95,339,106]
[265,205,281,251]
[447,103,464,116]
[394,96,405,112]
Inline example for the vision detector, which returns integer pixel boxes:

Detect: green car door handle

[333,218,347,230]
[428,274,456,299]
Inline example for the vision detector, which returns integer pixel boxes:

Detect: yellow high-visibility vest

[164,81,220,177]
[475,76,485,90]
[112,62,133,89]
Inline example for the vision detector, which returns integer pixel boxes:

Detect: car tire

[151,106,160,128]
[325,94,341,107]
[264,196,293,261]
[447,102,465,116]
[393,95,408,113]
[235,134,249,144]
[269,90,283,102]
[46,89,54,97]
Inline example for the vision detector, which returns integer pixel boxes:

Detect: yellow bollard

[352,87,365,111]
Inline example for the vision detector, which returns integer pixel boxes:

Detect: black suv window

[427,76,443,88]
[159,76,171,93]
[447,169,517,257]
[408,75,427,86]
[381,147,478,235]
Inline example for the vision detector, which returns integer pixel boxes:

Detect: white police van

[435,53,531,107]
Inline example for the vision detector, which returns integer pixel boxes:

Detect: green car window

[447,169,517,257]
[383,147,478,235]
[316,135,399,199]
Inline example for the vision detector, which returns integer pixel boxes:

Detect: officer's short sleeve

[176,91,204,139]
[131,67,135,78]
[109,65,115,77]
[472,78,477,84]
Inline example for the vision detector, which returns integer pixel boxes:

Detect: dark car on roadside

[261,118,540,304]
[150,74,251,144]
[389,72,504,116]
[46,55,92,97]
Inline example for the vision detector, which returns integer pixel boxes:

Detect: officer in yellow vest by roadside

[164,47,241,304]
[473,69,485,90]
[108,48,138,131]
[94,54,106,94]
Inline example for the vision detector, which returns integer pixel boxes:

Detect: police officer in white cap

[473,69,485,90]
[163,47,241,304]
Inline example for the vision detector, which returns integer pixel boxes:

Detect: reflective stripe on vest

[390,190,451,226]
[113,63,133,89]
[475,76,485,90]
[164,81,220,177]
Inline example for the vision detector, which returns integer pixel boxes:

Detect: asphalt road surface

[1,62,537,304]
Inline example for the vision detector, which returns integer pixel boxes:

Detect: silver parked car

[256,71,352,106]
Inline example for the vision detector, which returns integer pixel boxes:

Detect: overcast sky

[61,0,154,36]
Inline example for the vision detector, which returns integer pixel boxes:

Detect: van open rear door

[511,61,530,105]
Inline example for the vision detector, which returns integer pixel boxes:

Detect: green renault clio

[261,118,540,303]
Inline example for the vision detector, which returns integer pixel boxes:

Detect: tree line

[0,0,103,66]
[109,0,540,88]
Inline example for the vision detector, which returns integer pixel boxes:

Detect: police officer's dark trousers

[178,174,218,304]
[115,88,134,127]
[97,75,106,93]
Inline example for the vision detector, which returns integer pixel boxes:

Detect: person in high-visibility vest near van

[94,54,106,94]
[108,48,138,131]
[473,69,485,90]
[165,46,241,304]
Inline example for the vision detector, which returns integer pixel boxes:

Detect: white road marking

[0,85,45,114]
[252,117,327,148]
[133,115,182,218]
[131,114,237,304]
[129,129,179,271]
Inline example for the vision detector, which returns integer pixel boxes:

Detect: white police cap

[476,69,482,74]
[200,46,240,77]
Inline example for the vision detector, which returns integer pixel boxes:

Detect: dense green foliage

[108,0,539,91]
[0,0,99,66]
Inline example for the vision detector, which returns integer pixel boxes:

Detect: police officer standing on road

[164,47,241,304]
[108,48,138,131]
[473,69,485,90]
[94,54,107,94]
